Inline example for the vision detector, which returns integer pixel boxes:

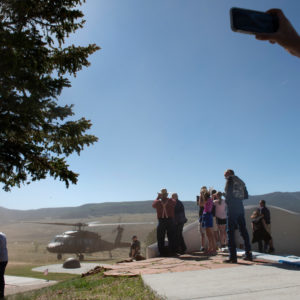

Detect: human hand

[255,9,300,57]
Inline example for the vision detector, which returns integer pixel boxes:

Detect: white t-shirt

[213,200,227,219]
[0,232,8,262]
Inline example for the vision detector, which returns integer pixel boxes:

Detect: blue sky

[1,0,300,210]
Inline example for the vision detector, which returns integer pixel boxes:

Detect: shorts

[202,212,213,228]
[216,217,227,225]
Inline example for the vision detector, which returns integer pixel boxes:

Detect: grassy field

[2,212,198,263]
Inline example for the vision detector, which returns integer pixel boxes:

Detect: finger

[255,34,272,41]
[265,8,284,16]
[266,8,287,22]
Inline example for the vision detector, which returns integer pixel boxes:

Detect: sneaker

[199,247,205,252]
[223,258,237,263]
[221,247,229,253]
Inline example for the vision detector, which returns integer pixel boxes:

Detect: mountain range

[0,191,300,224]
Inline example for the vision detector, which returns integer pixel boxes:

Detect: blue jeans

[227,213,251,260]
[157,218,176,256]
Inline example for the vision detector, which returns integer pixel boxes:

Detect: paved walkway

[5,275,56,296]
[32,262,111,274]
[142,263,300,300]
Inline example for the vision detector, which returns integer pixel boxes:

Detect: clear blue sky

[1,0,300,210]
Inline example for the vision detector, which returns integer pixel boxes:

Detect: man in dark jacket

[223,170,252,263]
[152,188,176,256]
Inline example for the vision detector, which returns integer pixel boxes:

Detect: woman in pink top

[213,192,227,247]
[201,191,217,254]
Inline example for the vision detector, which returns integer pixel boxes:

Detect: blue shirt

[0,232,8,262]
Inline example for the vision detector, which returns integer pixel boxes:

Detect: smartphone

[230,7,279,34]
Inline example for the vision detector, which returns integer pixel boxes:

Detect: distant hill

[0,191,300,224]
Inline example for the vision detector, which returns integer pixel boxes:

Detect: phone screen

[231,8,279,34]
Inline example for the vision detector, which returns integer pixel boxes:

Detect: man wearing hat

[152,188,176,256]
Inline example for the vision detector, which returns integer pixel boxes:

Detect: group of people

[152,189,187,257]
[195,169,253,263]
[197,187,227,255]
[153,169,275,263]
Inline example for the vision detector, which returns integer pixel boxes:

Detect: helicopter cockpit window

[52,236,64,243]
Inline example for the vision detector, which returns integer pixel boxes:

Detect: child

[202,191,217,255]
[213,192,227,248]
[251,209,272,253]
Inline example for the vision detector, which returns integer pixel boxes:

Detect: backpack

[232,176,248,200]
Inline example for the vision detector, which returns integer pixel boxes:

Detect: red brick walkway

[102,252,271,277]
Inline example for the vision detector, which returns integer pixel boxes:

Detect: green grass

[6,264,78,281]
[6,270,161,300]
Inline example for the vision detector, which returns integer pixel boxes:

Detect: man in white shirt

[0,232,8,299]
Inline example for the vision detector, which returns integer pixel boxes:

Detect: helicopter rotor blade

[88,221,155,227]
[24,222,89,227]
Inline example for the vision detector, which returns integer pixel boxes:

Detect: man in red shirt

[152,188,176,256]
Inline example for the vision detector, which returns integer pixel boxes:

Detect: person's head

[216,191,222,199]
[203,191,210,201]
[132,235,137,241]
[199,186,207,203]
[171,193,178,200]
[200,186,207,194]
[216,191,223,204]
[158,188,168,200]
[210,189,217,200]
[251,208,261,219]
[260,200,266,208]
[224,169,234,178]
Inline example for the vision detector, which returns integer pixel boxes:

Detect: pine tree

[0,0,100,191]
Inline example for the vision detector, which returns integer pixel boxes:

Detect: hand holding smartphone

[231,8,300,58]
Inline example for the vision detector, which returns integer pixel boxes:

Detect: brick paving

[102,252,271,277]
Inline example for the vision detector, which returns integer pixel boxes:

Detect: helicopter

[34,221,154,260]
